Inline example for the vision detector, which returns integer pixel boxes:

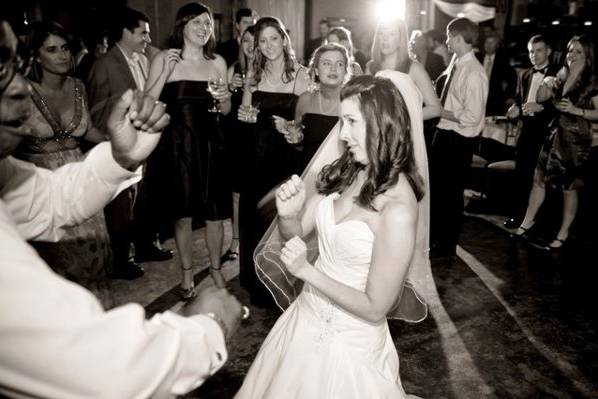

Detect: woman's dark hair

[317,75,424,209]
[171,2,215,60]
[566,34,595,82]
[26,21,73,83]
[252,16,296,85]
[237,25,255,73]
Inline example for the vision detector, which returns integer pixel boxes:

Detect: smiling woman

[142,2,233,297]
[237,16,311,308]
[14,21,113,306]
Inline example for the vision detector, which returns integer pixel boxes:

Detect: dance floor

[112,215,598,398]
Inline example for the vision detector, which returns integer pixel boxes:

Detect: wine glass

[208,77,224,113]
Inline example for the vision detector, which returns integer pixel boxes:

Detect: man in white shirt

[88,7,172,279]
[0,19,243,398]
[430,17,489,258]
[503,34,558,228]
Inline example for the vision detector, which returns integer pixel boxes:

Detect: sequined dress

[16,78,113,307]
[236,194,409,399]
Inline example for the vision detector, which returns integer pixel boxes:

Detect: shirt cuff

[84,142,142,186]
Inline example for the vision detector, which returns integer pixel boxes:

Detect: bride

[235,74,428,398]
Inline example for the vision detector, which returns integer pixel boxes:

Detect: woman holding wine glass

[219,25,256,265]
[143,2,232,297]
[514,34,598,250]
[237,16,310,307]
[273,43,351,169]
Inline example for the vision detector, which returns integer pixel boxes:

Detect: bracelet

[204,312,228,342]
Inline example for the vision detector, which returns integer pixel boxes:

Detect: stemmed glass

[208,77,224,113]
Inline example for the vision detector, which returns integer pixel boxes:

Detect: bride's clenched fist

[280,236,309,279]
[276,174,306,218]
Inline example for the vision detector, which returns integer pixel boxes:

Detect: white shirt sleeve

[0,204,227,398]
[452,69,489,131]
[0,142,141,242]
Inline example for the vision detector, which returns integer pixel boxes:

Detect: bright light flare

[375,0,406,23]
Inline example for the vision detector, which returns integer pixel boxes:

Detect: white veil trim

[254,70,431,321]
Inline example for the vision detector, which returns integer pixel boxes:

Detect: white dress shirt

[0,143,227,398]
[117,44,148,91]
[438,51,489,138]
[526,63,549,104]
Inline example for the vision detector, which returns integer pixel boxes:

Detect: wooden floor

[114,212,598,398]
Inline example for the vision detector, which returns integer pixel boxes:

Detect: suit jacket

[216,39,239,68]
[476,50,517,116]
[87,46,137,132]
[515,63,559,128]
[423,51,445,81]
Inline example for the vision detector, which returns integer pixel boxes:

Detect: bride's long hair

[316,75,424,209]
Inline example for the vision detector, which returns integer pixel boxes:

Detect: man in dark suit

[503,35,558,228]
[305,19,330,61]
[476,31,517,116]
[88,7,172,279]
[216,8,258,67]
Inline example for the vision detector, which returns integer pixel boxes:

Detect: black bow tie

[533,66,548,74]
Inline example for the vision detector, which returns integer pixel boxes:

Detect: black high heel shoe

[220,249,239,264]
[510,222,534,240]
[180,266,196,301]
[546,237,567,251]
[220,237,239,264]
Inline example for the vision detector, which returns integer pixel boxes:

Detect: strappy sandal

[510,222,534,240]
[547,237,567,251]
[220,237,240,263]
[179,266,196,301]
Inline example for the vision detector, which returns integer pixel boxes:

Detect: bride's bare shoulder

[378,175,418,220]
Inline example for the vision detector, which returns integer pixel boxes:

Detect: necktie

[137,59,148,81]
[440,62,457,106]
[533,66,548,74]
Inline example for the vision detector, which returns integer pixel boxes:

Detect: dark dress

[239,90,300,304]
[300,112,338,169]
[143,81,231,227]
[537,78,598,190]
[224,63,249,193]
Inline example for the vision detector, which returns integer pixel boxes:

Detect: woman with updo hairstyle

[16,21,112,307]
[281,42,351,168]
[143,2,233,297]
[326,26,363,76]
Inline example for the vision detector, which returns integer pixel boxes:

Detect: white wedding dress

[235,193,408,399]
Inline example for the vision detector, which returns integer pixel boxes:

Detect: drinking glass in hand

[208,77,224,113]
[239,104,259,123]
[285,120,304,144]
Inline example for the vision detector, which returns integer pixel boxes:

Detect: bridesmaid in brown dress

[516,35,598,250]
[17,22,112,306]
